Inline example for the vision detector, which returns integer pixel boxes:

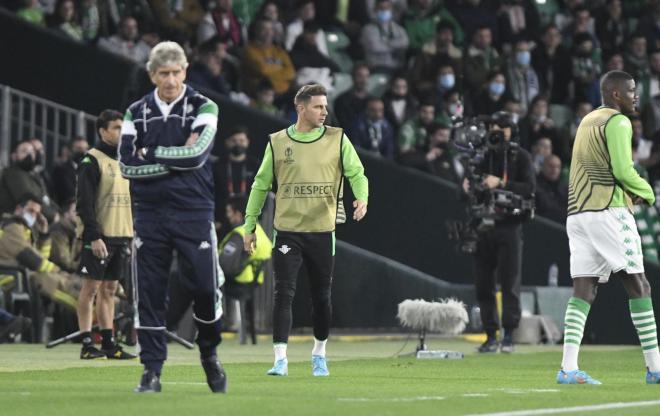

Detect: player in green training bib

[558,70,660,385]
[243,84,369,377]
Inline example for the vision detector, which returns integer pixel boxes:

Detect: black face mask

[34,151,43,166]
[72,151,86,162]
[17,156,35,171]
[230,146,247,156]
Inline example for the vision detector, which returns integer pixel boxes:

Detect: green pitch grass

[2,336,660,416]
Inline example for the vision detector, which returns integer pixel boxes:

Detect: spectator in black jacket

[187,42,232,96]
[535,154,568,223]
[290,21,340,90]
[0,140,50,215]
[51,136,89,207]
[212,126,261,238]
[334,63,372,130]
[349,97,395,159]
[382,75,418,133]
[532,24,571,105]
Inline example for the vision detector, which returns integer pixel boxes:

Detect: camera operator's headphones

[489,111,519,142]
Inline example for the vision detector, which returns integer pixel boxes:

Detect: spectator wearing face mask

[0,140,50,215]
[410,20,463,96]
[504,37,539,115]
[51,136,89,207]
[0,195,80,311]
[470,70,511,116]
[360,0,409,74]
[213,127,261,238]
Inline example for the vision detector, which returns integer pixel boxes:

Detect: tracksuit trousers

[133,217,223,372]
[272,231,334,343]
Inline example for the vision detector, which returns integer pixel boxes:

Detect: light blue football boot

[646,368,660,384]
[312,355,329,376]
[556,369,602,385]
[267,358,288,376]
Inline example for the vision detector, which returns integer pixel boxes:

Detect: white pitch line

[463,394,490,397]
[338,396,446,402]
[464,399,660,416]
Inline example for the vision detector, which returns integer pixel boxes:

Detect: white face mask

[22,212,36,228]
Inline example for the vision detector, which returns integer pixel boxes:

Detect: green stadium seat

[329,72,353,105]
[367,73,391,98]
[549,104,572,131]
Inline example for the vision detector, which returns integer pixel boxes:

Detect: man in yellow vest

[0,194,80,310]
[76,110,136,360]
[243,84,369,376]
[558,70,659,385]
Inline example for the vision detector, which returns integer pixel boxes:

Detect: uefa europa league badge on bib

[284,147,295,164]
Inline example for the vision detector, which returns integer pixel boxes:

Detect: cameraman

[462,111,535,353]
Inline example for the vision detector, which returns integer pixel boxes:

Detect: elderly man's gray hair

[146,41,189,73]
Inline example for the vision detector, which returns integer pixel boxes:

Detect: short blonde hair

[294,84,327,105]
[146,41,188,73]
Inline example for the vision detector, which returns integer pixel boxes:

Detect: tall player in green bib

[558,70,659,384]
[243,84,368,376]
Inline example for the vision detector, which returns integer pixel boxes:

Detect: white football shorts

[566,207,644,283]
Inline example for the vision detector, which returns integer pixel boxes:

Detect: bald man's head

[542,154,562,182]
[600,70,637,114]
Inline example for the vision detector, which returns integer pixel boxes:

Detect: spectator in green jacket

[398,102,435,155]
[403,0,463,52]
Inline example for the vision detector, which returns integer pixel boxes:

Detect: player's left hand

[482,175,502,189]
[353,200,367,221]
[632,196,647,205]
[185,133,199,147]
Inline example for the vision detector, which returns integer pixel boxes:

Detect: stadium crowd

[4,0,660,340]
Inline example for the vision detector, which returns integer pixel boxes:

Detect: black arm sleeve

[505,150,536,198]
[76,155,102,242]
[16,248,43,271]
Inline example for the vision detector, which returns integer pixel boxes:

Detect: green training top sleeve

[341,134,369,202]
[606,114,656,205]
[244,143,274,234]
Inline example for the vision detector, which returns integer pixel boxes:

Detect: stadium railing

[0,84,97,169]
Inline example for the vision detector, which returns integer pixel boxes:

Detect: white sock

[273,343,287,362]
[312,338,327,357]
[644,348,660,373]
[561,344,580,372]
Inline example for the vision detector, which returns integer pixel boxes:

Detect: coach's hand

[185,132,199,147]
[91,238,109,259]
[244,233,256,255]
[353,200,367,221]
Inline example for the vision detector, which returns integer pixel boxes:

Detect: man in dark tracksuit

[464,111,535,354]
[244,84,369,377]
[118,41,227,393]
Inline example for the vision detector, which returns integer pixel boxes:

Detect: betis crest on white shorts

[567,207,644,283]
